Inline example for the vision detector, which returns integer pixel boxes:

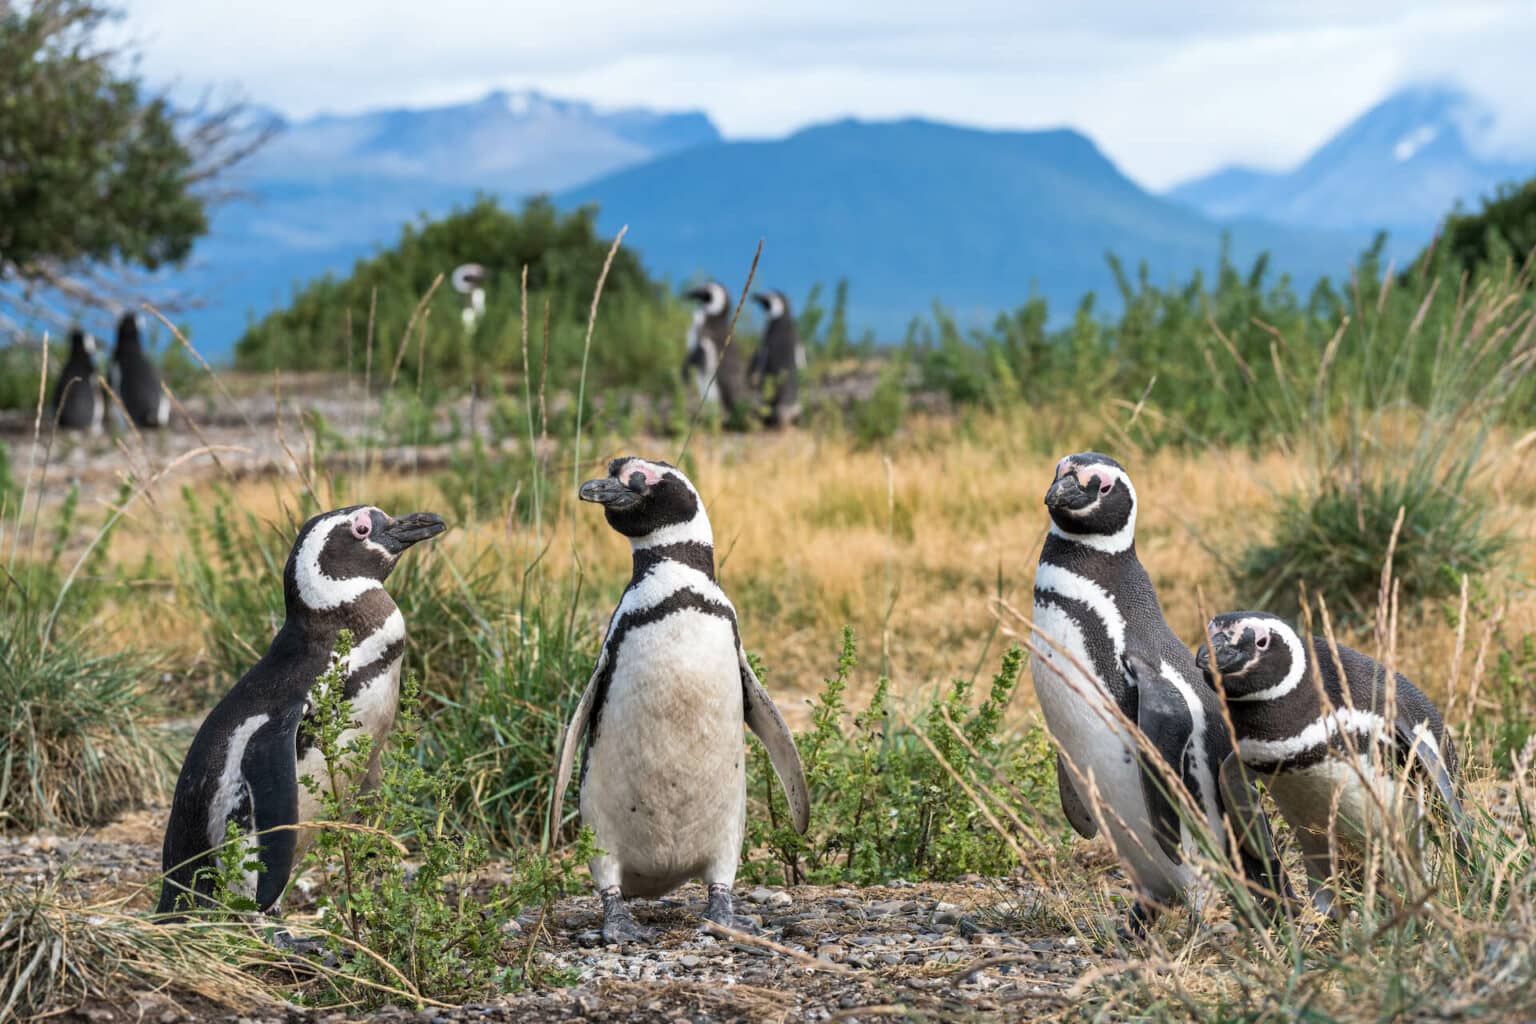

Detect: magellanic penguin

[1197,611,1470,915]
[1030,453,1286,934]
[156,506,446,916]
[109,312,169,429]
[683,281,747,419]
[51,329,103,433]
[551,457,810,943]
[748,290,805,428]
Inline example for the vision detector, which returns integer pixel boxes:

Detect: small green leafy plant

[744,627,1052,886]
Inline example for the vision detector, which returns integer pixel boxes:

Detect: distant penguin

[682,282,747,419]
[749,290,805,428]
[551,457,810,944]
[110,312,168,429]
[451,262,487,332]
[51,329,103,433]
[157,506,446,916]
[1031,453,1286,934]
[1198,611,1470,915]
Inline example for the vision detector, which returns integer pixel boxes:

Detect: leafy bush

[232,196,687,394]
[743,628,1054,886]
[847,358,909,448]
[300,638,587,1007]
[1425,176,1536,280]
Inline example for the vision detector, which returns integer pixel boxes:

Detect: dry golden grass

[69,407,1536,736]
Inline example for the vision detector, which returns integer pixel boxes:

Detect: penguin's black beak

[580,477,644,512]
[685,286,711,303]
[751,292,770,310]
[1203,634,1248,676]
[380,512,446,554]
[1044,473,1094,511]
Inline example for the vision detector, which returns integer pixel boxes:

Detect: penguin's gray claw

[600,907,654,945]
[701,912,761,935]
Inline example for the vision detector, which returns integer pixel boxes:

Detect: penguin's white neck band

[630,511,714,551]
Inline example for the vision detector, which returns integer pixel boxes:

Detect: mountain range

[1166,85,1529,234]
[157,83,1530,357]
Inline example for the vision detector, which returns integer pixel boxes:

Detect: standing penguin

[51,329,103,433]
[748,290,805,428]
[1197,611,1470,915]
[1030,453,1285,934]
[551,457,810,943]
[682,282,747,420]
[110,312,169,429]
[156,505,446,916]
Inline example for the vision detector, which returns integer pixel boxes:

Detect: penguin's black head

[68,328,96,360]
[1044,452,1137,549]
[1197,611,1301,699]
[580,457,709,542]
[751,290,790,321]
[284,505,447,612]
[686,281,729,316]
[114,312,142,357]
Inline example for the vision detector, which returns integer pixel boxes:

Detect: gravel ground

[4,810,1120,1023]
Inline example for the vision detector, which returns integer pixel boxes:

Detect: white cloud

[116,0,1536,189]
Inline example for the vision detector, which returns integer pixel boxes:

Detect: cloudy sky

[120,0,1534,189]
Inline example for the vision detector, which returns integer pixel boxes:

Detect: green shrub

[0,600,169,831]
[847,358,909,448]
[743,628,1053,886]
[300,637,587,1007]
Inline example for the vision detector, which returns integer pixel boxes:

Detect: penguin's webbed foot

[1115,899,1158,944]
[600,887,655,945]
[702,883,760,935]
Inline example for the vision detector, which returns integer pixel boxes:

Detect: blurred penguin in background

[683,281,747,421]
[110,312,169,429]
[51,328,104,433]
[749,290,805,428]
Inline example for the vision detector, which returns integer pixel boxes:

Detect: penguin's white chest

[1031,596,1191,899]
[582,609,744,895]
[1266,756,1408,850]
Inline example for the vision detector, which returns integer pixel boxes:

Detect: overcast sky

[119,0,1534,189]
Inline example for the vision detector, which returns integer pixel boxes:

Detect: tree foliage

[233,195,687,391]
[1429,177,1536,279]
[0,0,266,332]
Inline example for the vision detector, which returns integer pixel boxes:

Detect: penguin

[551,457,810,944]
[50,329,103,433]
[1030,452,1286,934]
[1197,611,1470,915]
[682,281,747,419]
[748,290,805,428]
[156,505,446,916]
[109,312,169,429]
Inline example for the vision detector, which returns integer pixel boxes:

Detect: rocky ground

[2,809,1125,1023]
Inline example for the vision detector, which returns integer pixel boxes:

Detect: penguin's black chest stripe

[633,542,716,580]
[581,586,737,776]
[1032,588,1126,707]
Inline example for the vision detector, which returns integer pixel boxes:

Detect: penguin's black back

[156,620,327,914]
[111,314,166,428]
[695,306,747,413]
[51,331,99,430]
[1229,637,1459,778]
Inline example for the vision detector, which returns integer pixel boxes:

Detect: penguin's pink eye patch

[621,462,664,489]
[351,511,373,539]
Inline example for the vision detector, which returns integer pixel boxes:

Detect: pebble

[680,954,701,968]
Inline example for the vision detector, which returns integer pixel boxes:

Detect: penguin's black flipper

[739,646,810,834]
[548,647,607,846]
[1218,752,1290,906]
[1394,713,1473,857]
[1124,651,1187,865]
[1056,752,1099,839]
[244,719,302,914]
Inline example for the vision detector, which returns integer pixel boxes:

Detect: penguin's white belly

[583,610,744,898]
[1267,756,1408,852]
[1031,601,1191,899]
[294,654,403,825]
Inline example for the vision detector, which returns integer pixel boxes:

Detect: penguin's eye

[1099,481,1113,495]
[351,513,372,539]
[626,471,648,493]
[1256,635,1269,651]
